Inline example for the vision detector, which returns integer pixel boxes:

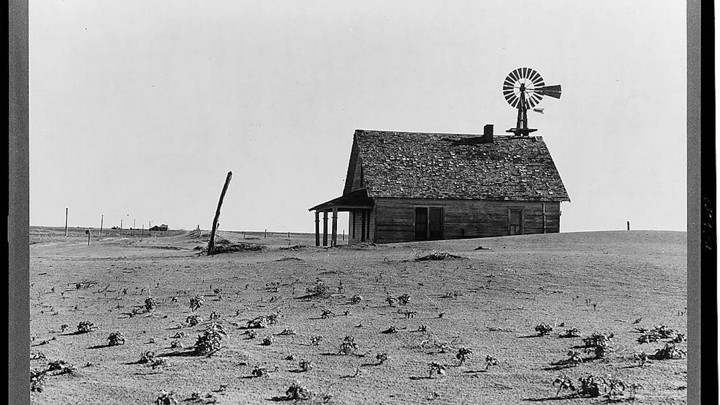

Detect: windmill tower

[502,67,562,136]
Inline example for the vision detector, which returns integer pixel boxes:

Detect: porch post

[322,211,328,247]
[315,211,320,246]
[331,207,338,247]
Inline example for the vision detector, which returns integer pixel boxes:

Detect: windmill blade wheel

[502,67,547,109]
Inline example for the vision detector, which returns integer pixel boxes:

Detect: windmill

[502,67,561,136]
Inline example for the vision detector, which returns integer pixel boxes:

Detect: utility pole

[64,208,68,236]
[100,215,104,236]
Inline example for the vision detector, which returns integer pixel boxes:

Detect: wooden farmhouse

[309,125,569,245]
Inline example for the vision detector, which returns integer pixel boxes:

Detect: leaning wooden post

[207,171,233,256]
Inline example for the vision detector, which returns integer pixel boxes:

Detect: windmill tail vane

[502,67,562,136]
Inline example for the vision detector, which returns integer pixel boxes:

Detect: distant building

[150,224,169,231]
[309,125,570,245]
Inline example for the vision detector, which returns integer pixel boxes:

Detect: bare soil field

[29,227,687,404]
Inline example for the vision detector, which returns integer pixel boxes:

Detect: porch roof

[308,188,374,212]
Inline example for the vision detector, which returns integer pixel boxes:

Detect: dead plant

[285,380,312,401]
[456,347,472,365]
[582,332,614,359]
[139,351,156,364]
[398,294,410,306]
[553,375,576,397]
[299,359,313,371]
[350,295,363,304]
[30,370,46,392]
[107,331,126,346]
[186,315,202,327]
[261,335,274,346]
[76,321,97,334]
[339,336,358,355]
[145,297,157,312]
[485,355,499,370]
[652,343,686,360]
[310,335,323,346]
[428,362,446,378]
[534,323,553,336]
[155,390,178,405]
[251,365,268,377]
[559,328,581,338]
[193,324,225,356]
[189,295,204,311]
[376,353,388,365]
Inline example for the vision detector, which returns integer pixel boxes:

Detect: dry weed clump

[155,390,178,405]
[305,278,330,298]
[582,332,614,359]
[107,331,126,346]
[186,315,202,327]
[299,359,313,371]
[350,295,364,304]
[485,355,499,370]
[534,323,553,336]
[339,336,358,355]
[397,294,411,306]
[251,365,269,377]
[455,347,472,365]
[193,323,226,356]
[632,351,650,367]
[559,328,581,338]
[30,370,46,392]
[189,295,204,311]
[310,335,323,346]
[261,336,274,346]
[278,328,297,336]
[553,374,635,400]
[320,309,334,319]
[415,252,461,261]
[376,353,389,365]
[285,380,312,400]
[247,312,280,329]
[145,297,157,312]
[652,343,686,360]
[139,351,156,364]
[553,375,575,396]
[77,321,97,334]
[428,362,447,378]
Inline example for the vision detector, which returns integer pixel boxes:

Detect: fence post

[207,171,233,256]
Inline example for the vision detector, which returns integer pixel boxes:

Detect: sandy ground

[29,227,687,404]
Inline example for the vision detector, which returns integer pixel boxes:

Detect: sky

[29,0,687,233]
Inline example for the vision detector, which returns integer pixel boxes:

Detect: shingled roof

[344,130,570,202]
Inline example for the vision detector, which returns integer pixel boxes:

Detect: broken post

[207,171,233,256]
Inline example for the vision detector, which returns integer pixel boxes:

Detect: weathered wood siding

[348,209,375,244]
[373,198,561,243]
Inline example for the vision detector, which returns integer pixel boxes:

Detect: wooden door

[509,209,523,235]
[414,207,428,241]
[428,207,444,240]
